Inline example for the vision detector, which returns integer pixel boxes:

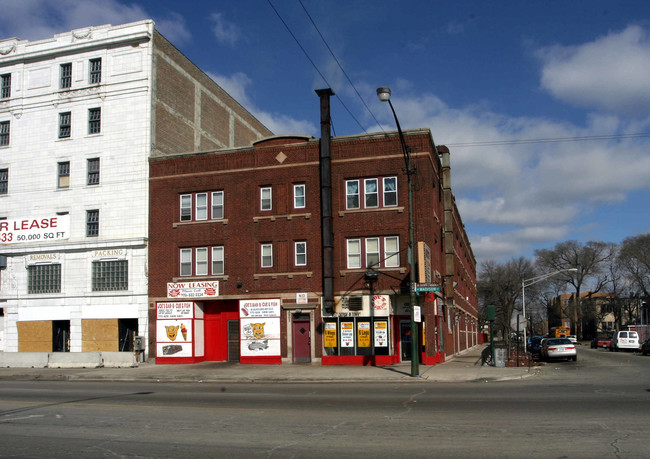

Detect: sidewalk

[0,346,540,384]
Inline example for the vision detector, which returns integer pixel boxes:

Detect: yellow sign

[358,322,371,347]
[324,322,337,347]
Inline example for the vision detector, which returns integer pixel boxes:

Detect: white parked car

[609,331,640,351]
[541,338,577,362]
[567,335,577,344]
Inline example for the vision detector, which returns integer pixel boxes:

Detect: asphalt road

[0,347,648,458]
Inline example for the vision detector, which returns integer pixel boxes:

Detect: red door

[204,301,239,362]
[292,316,311,363]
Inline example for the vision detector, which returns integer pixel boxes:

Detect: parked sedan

[541,338,577,362]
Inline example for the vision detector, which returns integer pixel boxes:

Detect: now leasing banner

[167,281,219,299]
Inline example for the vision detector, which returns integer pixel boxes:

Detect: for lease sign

[0,215,70,244]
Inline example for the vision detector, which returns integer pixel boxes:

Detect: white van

[609,331,640,351]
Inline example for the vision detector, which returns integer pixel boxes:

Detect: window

[346,180,360,209]
[295,241,307,266]
[87,158,100,185]
[0,168,7,194]
[59,112,71,138]
[260,187,272,211]
[86,209,99,237]
[211,191,224,219]
[180,246,224,276]
[89,58,101,84]
[347,236,400,269]
[28,264,61,293]
[180,248,192,276]
[212,246,224,275]
[383,177,397,206]
[88,108,101,134]
[1,74,10,99]
[384,236,400,267]
[57,161,70,188]
[60,63,72,89]
[347,239,361,269]
[294,184,305,208]
[195,193,208,220]
[261,243,273,268]
[366,237,380,268]
[195,247,208,276]
[0,120,9,146]
[180,194,192,221]
[92,260,128,291]
[365,179,378,208]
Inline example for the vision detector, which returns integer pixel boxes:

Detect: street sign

[415,283,441,293]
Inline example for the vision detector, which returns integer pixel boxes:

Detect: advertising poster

[324,322,337,347]
[156,302,194,320]
[239,299,281,357]
[156,319,193,357]
[358,322,371,347]
[341,322,354,347]
[374,321,388,347]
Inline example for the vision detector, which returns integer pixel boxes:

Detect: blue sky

[2,0,649,266]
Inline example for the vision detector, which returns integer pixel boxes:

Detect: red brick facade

[149,129,477,365]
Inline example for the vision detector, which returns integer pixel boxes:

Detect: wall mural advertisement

[239,299,281,357]
[156,302,194,358]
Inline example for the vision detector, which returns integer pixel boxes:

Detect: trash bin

[495,348,506,367]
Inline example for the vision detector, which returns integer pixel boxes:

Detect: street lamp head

[377,86,391,102]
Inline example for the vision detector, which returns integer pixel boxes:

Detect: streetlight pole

[522,268,578,353]
[377,86,419,377]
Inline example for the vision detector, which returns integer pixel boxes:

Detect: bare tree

[618,233,650,299]
[535,240,615,338]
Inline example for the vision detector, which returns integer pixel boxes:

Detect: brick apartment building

[0,20,271,364]
[149,91,477,366]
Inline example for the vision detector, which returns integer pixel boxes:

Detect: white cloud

[209,13,240,45]
[208,72,315,136]
[537,25,650,117]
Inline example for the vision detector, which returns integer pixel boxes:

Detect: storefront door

[400,319,412,361]
[292,314,311,363]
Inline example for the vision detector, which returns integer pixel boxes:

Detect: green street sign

[415,284,441,293]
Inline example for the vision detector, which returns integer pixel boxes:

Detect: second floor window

[0,168,7,194]
[294,184,305,208]
[261,243,273,268]
[88,108,101,134]
[89,58,102,84]
[57,161,70,188]
[180,246,225,276]
[347,236,400,269]
[59,112,71,138]
[295,241,307,266]
[86,209,99,237]
[60,63,72,89]
[87,158,100,185]
[260,187,272,211]
[0,120,10,146]
[1,74,10,99]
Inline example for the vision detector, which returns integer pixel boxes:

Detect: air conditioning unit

[347,296,363,311]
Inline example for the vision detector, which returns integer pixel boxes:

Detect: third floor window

[1,74,10,99]
[346,177,398,209]
[180,191,224,222]
[89,58,102,84]
[60,63,72,89]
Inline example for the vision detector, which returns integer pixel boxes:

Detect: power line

[446,132,650,148]
[266,0,367,133]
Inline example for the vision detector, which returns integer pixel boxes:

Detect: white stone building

[0,21,271,362]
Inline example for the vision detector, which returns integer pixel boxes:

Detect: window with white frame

[383,177,398,206]
[260,187,272,211]
[87,158,100,185]
[59,112,71,139]
[294,184,305,208]
[0,168,8,194]
[346,180,360,209]
[1,74,10,99]
[57,161,70,189]
[88,108,101,134]
[364,179,378,208]
[92,260,128,291]
[180,194,192,221]
[261,243,273,268]
[195,193,208,220]
[28,264,61,294]
[60,63,72,89]
[89,58,102,84]
[195,247,208,275]
[180,248,192,276]
[347,236,400,269]
[211,191,224,219]
[0,120,10,146]
[212,246,224,274]
[295,241,307,266]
